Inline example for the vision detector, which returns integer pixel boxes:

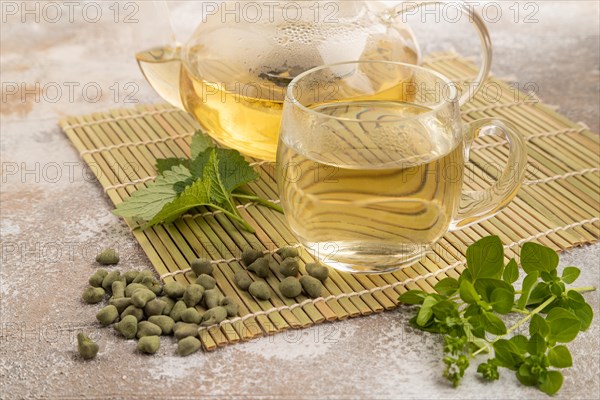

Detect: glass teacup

[276,61,527,274]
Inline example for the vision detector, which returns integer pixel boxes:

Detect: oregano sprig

[113,131,282,232]
[398,236,595,395]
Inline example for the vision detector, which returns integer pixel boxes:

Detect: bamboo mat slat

[60,52,600,351]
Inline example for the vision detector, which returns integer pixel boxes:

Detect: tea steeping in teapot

[137,1,491,160]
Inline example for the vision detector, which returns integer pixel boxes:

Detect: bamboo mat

[60,52,600,351]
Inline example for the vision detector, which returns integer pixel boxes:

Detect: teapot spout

[136,46,184,110]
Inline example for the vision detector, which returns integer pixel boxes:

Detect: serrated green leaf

[527,333,547,355]
[481,311,507,335]
[215,148,259,192]
[546,307,580,343]
[460,279,480,304]
[398,290,427,305]
[466,236,504,280]
[155,157,189,174]
[146,174,212,227]
[494,339,523,370]
[561,266,581,284]
[529,314,550,338]
[521,242,559,273]
[503,258,519,284]
[548,345,572,368]
[491,287,515,314]
[190,131,214,159]
[573,303,593,331]
[113,165,192,221]
[416,296,437,327]
[434,278,459,296]
[517,272,539,309]
[539,370,563,395]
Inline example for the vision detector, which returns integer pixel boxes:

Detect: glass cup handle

[394,1,492,106]
[450,118,528,230]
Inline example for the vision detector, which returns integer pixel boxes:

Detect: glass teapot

[137,1,492,161]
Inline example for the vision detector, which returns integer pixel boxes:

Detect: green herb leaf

[502,258,519,284]
[546,307,580,343]
[490,287,515,314]
[521,242,559,273]
[434,278,459,296]
[466,236,504,280]
[527,333,546,355]
[573,303,593,331]
[155,157,189,174]
[398,290,428,305]
[548,345,572,368]
[517,272,539,309]
[509,335,529,354]
[494,339,523,370]
[529,314,550,338]
[416,296,437,327]
[539,370,563,395]
[432,300,459,320]
[113,165,192,221]
[190,131,213,159]
[459,280,479,304]
[475,278,514,303]
[516,364,538,386]
[481,311,507,335]
[561,267,581,284]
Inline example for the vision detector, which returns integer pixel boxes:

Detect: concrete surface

[1,1,599,399]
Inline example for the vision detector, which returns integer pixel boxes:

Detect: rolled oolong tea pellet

[137,335,160,354]
[77,333,99,360]
[115,315,138,339]
[96,248,119,265]
[88,269,108,287]
[279,258,299,277]
[96,305,119,326]
[248,281,271,300]
[305,262,329,282]
[220,297,239,317]
[131,288,156,308]
[144,298,166,317]
[148,315,175,335]
[276,246,299,260]
[160,296,175,315]
[141,276,163,295]
[248,257,270,278]
[124,283,147,297]
[191,258,213,276]
[82,287,105,304]
[279,277,302,298]
[123,270,139,284]
[183,284,205,307]
[169,300,187,322]
[163,281,185,299]
[136,321,162,338]
[178,336,201,356]
[201,306,227,326]
[173,322,199,340]
[109,297,133,314]
[101,271,121,292]
[181,308,202,324]
[241,248,263,266]
[121,305,144,322]
[204,289,224,309]
[132,270,153,284]
[195,274,216,290]
[234,271,253,291]
[300,276,323,298]
[111,280,126,299]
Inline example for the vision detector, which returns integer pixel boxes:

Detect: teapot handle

[394,1,492,106]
